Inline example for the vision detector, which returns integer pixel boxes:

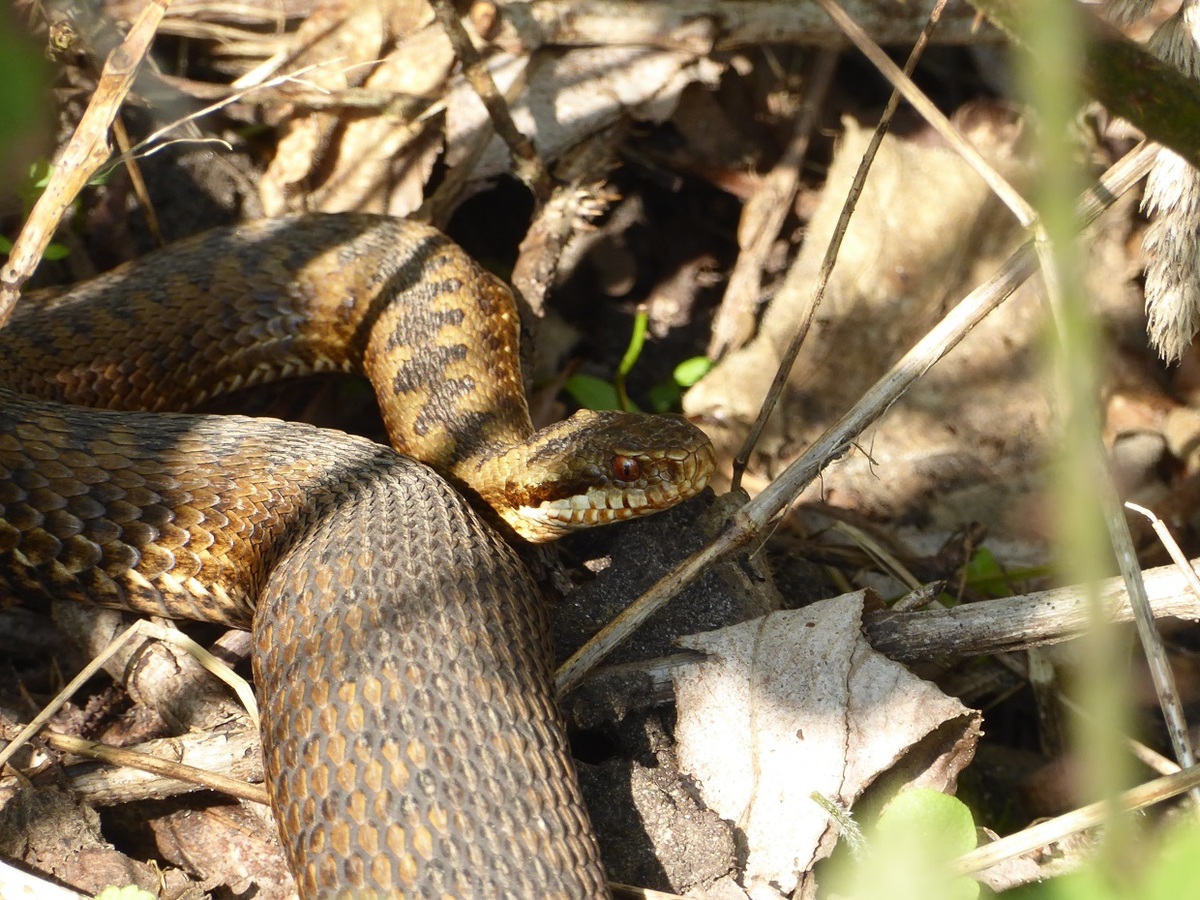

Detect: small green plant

[564,307,713,412]
[835,788,980,900]
[0,159,108,262]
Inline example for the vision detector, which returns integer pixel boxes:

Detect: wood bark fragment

[864,559,1200,662]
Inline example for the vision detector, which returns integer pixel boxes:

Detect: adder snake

[0,214,715,897]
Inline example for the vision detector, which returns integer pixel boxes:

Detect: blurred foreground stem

[1017,0,1134,863]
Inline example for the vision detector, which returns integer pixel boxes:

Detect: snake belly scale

[0,215,715,897]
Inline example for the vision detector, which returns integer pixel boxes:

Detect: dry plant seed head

[1104,0,1156,27]
[1141,3,1200,363]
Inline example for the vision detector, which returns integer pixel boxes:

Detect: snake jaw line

[491,421,717,543]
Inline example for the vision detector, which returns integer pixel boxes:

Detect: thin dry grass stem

[814,0,1035,227]
[0,0,173,325]
[706,46,839,359]
[1127,503,1200,601]
[231,46,293,89]
[1025,25,1198,786]
[1097,480,1200,787]
[42,732,270,805]
[426,0,549,204]
[1059,695,1182,779]
[730,0,949,490]
[950,763,1200,877]
[111,116,163,247]
[828,521,921,592]
[555,143,1155,696]
[1123,502,1200,789]
[111,61,389,177]
[226,14,341,91]
[0,619,258,781]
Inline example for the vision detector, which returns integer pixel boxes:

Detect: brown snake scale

[0,215,715,897]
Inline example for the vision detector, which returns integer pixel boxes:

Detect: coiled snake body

[0,215,715,897]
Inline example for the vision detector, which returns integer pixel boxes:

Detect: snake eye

[612,455,640,481]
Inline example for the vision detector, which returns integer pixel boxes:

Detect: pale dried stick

[863,553,1200,661]
[0,0,173,324]
[950,763,1200,876]
[426,0,548,201]
[813,0,1035,227]
[0,859,84,900]
[49,726,261,805]
[707,46,838,359]
[555,142,1157,695]
[0,619,258,776]
[730,0,950,487]
[44,732,269,805]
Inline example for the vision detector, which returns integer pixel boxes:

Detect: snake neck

[355,230,535,479]
[0,214,715,545]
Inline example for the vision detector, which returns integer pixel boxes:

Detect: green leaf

[616,308,649,379]
[647,381,682,413]
[565,374,625,411]
[963,547,1016,598]
[673,355,713,387]
[0,233,69,262]
[874,789,977,858]
[849,789,979,900]
[28,159,52,190]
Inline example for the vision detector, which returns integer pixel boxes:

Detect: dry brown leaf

[259,0,428,213]
[295,23,454,214]
[444,46,721,186]
[684,107,1050,537]
[672,591,979,900]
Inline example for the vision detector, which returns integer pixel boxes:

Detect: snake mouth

[499,438,717,542]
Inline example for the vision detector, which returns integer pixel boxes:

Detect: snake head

[476,409,717,543]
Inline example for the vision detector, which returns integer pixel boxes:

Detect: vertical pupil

[612,455,639,481]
